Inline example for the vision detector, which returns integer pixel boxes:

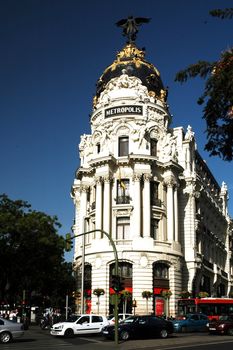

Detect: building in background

[71,19,233,316]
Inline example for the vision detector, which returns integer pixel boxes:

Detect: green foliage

[65,233,73,252]
[142,290,153,299]
[210,8,233,19]
[0,194,75,308]
[175,8,233,161]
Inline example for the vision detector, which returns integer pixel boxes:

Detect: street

[4,326,233,350]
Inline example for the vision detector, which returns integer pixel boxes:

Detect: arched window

[153,262,170,290]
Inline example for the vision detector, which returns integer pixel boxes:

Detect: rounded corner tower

[71,17,198,318]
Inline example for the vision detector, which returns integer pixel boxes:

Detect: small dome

[94,43,166,105]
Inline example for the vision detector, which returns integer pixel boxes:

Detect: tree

[0,194,75,309]
[93,288,105,314]
[121,290,132,314]
[142,290,153,314]
[175,8,233,161]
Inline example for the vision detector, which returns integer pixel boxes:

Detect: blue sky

[0,0,232,261]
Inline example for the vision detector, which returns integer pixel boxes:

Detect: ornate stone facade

[71,41,233,317]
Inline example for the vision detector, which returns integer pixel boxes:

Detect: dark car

[172,313,208,333]
[102,315,174,341]
[208,315,233,335]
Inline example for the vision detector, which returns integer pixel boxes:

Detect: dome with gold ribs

[94,43,166,106]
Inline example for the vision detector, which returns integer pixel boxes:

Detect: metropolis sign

[105,105,143,118]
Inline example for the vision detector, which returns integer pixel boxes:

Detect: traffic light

[65,233,73,252]
[111,275,124,293]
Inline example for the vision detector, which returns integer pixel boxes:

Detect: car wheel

[0,331,12,344]
[160,329,168,338]
[227,328,233,336]
[120,330,130,341]
[64,328,74,338]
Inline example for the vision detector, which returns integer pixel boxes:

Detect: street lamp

[69,229,119,345]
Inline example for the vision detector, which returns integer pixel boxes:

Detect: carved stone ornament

[184,125,195,141]
[159,133,178,162]
[113,208,132,217]
[163,176,177,188]
[96,72,150,107]
[80,185,89,193]
[143,173,152,182]
[133,173,142,182]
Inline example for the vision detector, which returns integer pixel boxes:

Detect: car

[172,313,208,332]
[107,313,132,325]
[50,314,109,337]
[208,315,233,335]
[0,317,24,344]
[102,315,174,341]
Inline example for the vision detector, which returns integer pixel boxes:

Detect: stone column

[103,175,111,235]
[80,185,88,233]
[174,185,179,242]
[164,176,176,242]
[132,174,141,238]
[95,176,102,239]
[143,174,151,238]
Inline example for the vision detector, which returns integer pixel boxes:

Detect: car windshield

[66,315,80,322]
[122,316,137,324]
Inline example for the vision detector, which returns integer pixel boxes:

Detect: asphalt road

[4,326,233,350]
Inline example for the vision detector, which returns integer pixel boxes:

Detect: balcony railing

[116,195,130,204]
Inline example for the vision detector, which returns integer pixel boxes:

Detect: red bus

[177,298,233,320]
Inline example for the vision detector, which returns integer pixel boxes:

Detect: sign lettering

[105,105,143,118]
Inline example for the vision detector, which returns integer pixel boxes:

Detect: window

[151,219,159,240]
[119,136,129,156]
[154,263,169,279]
[97,143,100,153]
[77,316,90,324]
[116,217,130,240]
[151,139,157,156]
[92,316,103,323]
[117,179,130,204]
[150,182,161,206]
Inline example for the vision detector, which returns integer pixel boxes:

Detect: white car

[50,314,109,337]
[107,313,132,325]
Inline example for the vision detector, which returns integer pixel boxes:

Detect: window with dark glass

[150,181,161,206]
[97,143,100,153]
[151,139,157,156]
[117,179,130,204]
[116,217,130,240]
[151,219,159,240]
[119,136,129,156]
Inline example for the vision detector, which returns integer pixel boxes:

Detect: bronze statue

[116,16,151,43]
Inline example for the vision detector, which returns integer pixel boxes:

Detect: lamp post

[68,229,119,345]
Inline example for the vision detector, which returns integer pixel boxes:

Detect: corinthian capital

[143,173,152,182]
[133,173,142,182]
[164,176,177,188]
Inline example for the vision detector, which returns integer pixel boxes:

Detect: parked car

[107,313,132,325]
[0,317,24,344]
[208,315,233,335]
[172,313,208,332]
[50,314,109,337]
[102,315,174,340]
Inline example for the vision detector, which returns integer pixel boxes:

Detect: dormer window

[119,136,129,156]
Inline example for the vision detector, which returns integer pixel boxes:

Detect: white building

[71,30,233,316]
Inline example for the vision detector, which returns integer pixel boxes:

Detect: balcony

[116,195,130,204]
